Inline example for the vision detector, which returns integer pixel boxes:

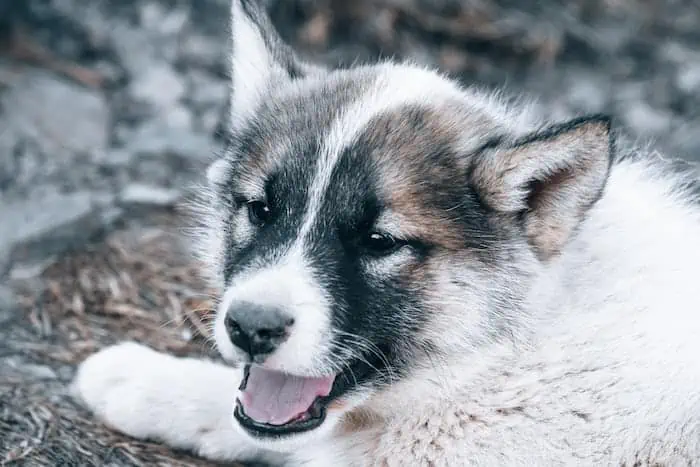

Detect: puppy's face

[192,0,612,451]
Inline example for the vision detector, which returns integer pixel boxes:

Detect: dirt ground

[1,0,700,465]
[1,210,231,466]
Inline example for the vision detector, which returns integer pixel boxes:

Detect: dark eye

[360,232,403,256]
[247,200,271,226]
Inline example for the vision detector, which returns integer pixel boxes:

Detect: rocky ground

[1,0,699,465]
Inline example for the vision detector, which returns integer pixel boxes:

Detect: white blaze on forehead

[295,64,469,244]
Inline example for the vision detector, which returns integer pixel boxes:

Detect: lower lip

[233,399,328,438]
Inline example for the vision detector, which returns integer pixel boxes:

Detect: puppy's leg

[72,342,282,464]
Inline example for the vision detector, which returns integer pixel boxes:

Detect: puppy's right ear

[470,116,613,261]
[230,0,323,129]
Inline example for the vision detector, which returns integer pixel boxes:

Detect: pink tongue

[240,366,335,426]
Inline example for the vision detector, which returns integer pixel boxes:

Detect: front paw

[71,341,263,462]
[71,341,173,439]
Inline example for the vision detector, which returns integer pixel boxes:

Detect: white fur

[228,0,323,132]
[229,0,277,131]
[72,0,700,464]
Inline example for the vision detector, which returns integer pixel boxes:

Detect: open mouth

[234,364,337,438]
[234,345,393,438]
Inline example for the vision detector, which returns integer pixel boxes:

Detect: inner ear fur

[471,115,614,261]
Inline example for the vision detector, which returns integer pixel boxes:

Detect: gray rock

[180,33,227,69]
[107,22,160,77]
[188,71,229,108]
[97,149,134,167]
[200,107,224,134]
[164,105,195,130]
[0,192,103,266]
[140,2,190,36]
[676,62,700,94]
[119,183,182,206]
[0,70,114,202]
[659,41,694,64]
[0,72,109,154]
[130,62,187,109]
[566,72,608,113]
[100,207,125,227]
[127,120,214,160]
[621,100,672,136]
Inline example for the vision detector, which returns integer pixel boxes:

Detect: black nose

[224,302,294,360]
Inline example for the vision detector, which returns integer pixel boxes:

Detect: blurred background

[1,0,699,465]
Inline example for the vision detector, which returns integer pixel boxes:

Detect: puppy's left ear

[471,115,613,261]
[230,0,324,129]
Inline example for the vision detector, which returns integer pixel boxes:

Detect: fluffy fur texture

[72,0,700,465]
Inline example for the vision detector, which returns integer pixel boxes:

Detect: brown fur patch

[336,407,383,435]
[356,103,499,252]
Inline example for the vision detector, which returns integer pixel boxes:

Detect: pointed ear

[471,115,613,261]
[230,0,324,129]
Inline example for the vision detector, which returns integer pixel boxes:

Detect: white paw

[72,341,156,404]
[72,342,174,439]
[71,341,267,462]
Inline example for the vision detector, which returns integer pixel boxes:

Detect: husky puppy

[72,0,700,465]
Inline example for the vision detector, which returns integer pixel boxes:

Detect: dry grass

[0,210,244,467]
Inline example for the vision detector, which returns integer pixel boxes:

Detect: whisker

[332,330,397,384]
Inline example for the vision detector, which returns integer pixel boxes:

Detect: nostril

[224,313,242,337]
[255,326,287,341]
